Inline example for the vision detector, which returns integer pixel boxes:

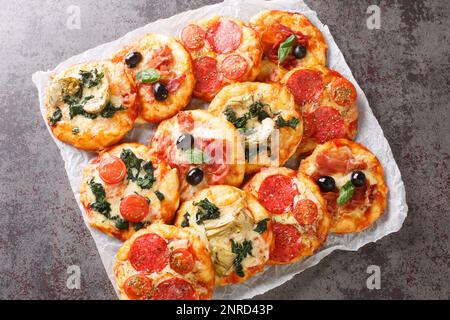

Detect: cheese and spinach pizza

[112,33,195,123]
[175,185,272,285]
[299,139,388,234]
[80,143,180,240]
[114,224,215,300]
[45,61,138,150]
[180,16,262,101]
[208,82,303,174]
[149,110,245,201]
[281,65,359,155]
[244,167,330,264]
[250,10,328,83]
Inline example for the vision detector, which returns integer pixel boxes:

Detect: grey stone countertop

[0,0,448,299]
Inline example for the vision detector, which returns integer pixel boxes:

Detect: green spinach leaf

[79,69,104,88]
[49,107,62,126]
[181,212,190,228]
[120,149,144,181]
[254,218,270,234]
[88,179,111,217]
[275,116,300,129]
[100,102,125,118]
[231,239,253,277]
[195,199,220,224]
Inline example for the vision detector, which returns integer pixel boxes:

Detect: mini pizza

[45,60,138,151]
[114,224,215,300]
[250,10,327,83]
[180,16,262,101]
[281,65,359,155]
[80,143,179,240]
[149,110,245,201]
[208,82,303,174]
[174,185,272,285]
[299,139,388,234]
[112,33,195,123]
[244,167,330,264]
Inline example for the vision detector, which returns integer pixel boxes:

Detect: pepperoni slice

[181,24,206,50]
[129,233,169,273]
[286,69,323,105]
[331,77,357,106]
[120,194,150,223]
[258,174,299,215]
[270,222,302,263]
[153,278,195,300]
[98,156,127,185]
[206,19,242,54]
[220,54,248,80]
[124,274,153,300]
[293,199,318,225]
[193,56,223,94]
[323,192,338,214]
[170,248,195,275]
[312,107,347,144]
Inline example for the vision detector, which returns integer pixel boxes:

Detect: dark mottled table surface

[0,0,448,299]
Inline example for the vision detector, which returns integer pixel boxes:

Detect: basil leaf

[337,181,356,206]
[185,148,210,164]
[49,107,62,126]
[278,34,296,65]
[254,218,270,234]
[136,68,160,84]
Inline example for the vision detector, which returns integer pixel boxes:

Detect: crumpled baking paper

[32,0,408,300]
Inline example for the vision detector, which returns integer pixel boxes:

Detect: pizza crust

[299,139,388,234]
[149,110,245,201]
[250,10,328,83]
[208,82,303,174]
[80,143,180,241]
[112,33,195,123]
[180,16,263,101]
[244,167,330,265]
[114,223,215,300]
[281,65,359,156]
[174,185,273,285]
[45,60,139,151]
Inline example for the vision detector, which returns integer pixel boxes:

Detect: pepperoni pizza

[244,167,330,264]
[250,10,328,83]
[180,16,262,101]
[80,143,180,240]
[112,33,195,123]
[299,139,388,234]
[149,110,245,201]
[175,185,272,285]
[114,224,215,300]
[281,65,359,155]
[208,82,303,174]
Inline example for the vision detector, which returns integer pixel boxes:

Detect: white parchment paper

[32,0,408,299]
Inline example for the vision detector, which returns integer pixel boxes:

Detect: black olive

[316,176,336,193]
[176,133,195,151]
[351,171,366,187]
[186,168,204,186]
[125,51,142,68]
[293,45,307,59]
[153,82,169,101]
